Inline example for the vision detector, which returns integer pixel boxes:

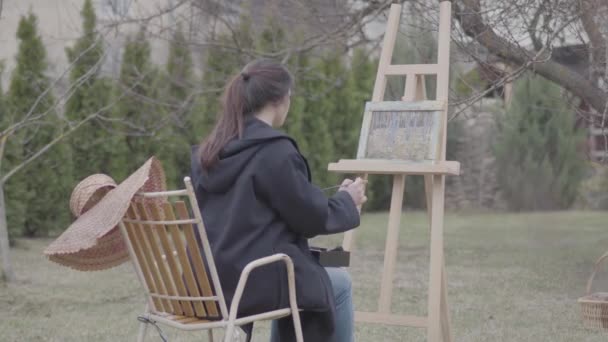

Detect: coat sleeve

[254,144,360,238]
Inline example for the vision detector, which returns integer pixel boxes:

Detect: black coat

[190,117,360,341]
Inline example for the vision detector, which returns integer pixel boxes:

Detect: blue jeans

[270,267,354,342]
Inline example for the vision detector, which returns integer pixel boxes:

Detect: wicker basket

[579,251,608,331]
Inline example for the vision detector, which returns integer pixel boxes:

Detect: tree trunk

[0,182,15,282]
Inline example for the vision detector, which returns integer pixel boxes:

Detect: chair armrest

[228,253,298,323]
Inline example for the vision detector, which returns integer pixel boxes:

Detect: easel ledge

[329,160,460,176]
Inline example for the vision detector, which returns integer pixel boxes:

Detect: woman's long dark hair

[200,59,293,168]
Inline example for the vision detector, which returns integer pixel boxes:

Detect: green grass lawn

[1,211,608,341]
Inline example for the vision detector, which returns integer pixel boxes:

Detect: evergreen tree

[64,0,112,180]
[257,17,307,151]
[0,61,5,122]
[321,52,360,159]
[296,57,335,188]
[282,53,310,156]
[257,15,286,53]
[350,49,376,116]
[495,74,586,210]
[166,28,194,111]
[111,27,163,179]
[65,0,104,119]
[4,13,72,237]
[160,27,195,188]
[203,13,254,95]
[192,13,256,152]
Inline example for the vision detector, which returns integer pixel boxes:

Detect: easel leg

[342,230,356,252]
[427,175,446,342]
[440,265,452,342]
[378,174,406,313]
[425,175,452,342]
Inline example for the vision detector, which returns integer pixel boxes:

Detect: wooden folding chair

[118,177,304,342]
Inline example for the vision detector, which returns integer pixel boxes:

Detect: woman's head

[200,59,293,168]
[240,59,293,126]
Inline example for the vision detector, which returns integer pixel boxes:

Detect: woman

[191,59,367,341]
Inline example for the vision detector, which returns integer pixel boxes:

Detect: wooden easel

[328,2,458,341]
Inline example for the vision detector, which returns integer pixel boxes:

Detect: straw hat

[44,157,166,271]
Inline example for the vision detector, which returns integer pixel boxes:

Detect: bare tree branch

[453,0,608,114]
[528,0,549,51]
[579,0,607,74]
[0,69,150,185]
[0,36,107,140]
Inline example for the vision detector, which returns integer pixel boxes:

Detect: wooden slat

[122,218,198,225]
[122,209,163,311]
[175,201,220,317]
[139,189,188,198]
[126,206,172,312]
[385,64,439,75]
[162,202,208,317]
[328,160,460,176]
[135,202,183,315]
[355,311,427,327]
[364,100,445,112]
[148,203,194,317]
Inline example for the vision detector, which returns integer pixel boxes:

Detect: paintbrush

[321,184,343,191]
[321,178,369,191]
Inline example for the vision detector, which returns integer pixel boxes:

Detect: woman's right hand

[340,177,367,209]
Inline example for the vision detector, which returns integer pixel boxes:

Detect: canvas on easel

[328,2,458,342]
[358,101,443,161]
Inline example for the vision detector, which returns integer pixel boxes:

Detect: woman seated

[191,59,367,342]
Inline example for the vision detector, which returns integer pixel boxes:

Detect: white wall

[0,0,181,89]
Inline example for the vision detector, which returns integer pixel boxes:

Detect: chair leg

[224,325,235,342]
[137,320,149,342]
[207,329,214,342]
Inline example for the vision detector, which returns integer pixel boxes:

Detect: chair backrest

[118,177,229,320]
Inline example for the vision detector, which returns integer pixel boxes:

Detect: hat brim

[44,157,166,271]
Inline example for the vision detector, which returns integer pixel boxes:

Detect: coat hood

[191,117,297,193]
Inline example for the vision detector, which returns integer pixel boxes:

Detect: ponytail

[199,60,293,169]
[200,74,247,168]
